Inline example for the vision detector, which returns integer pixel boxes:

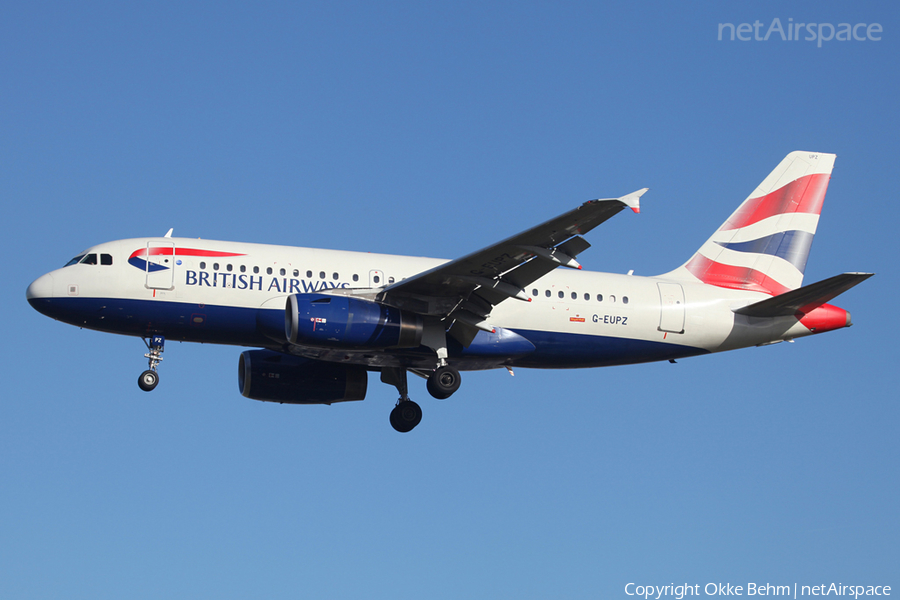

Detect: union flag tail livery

[666,151,834,295]
[26,152,872,432]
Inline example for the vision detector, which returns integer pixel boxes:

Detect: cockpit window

[101,254,113,265]
[80,254,98,265]
[64,255,86,267]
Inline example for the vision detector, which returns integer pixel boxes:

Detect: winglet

[619,188,647,214]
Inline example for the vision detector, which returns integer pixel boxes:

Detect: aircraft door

[369,270,384,288]
[657,282,685,334]
[146,241,175,290]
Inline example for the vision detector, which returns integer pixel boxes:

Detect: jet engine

[238,349,367,404]
[285,293,423,349]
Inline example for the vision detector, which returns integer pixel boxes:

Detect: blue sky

[2,2,897,598]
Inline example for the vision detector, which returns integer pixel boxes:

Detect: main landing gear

[382,368,420,433]
[426,364,461,399]
[390,400,422,433]
[138,335,165,392]
[382,364,462,433]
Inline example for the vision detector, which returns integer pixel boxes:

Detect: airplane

[26,151,872,432]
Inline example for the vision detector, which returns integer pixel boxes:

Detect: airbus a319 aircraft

[27,152,871,432]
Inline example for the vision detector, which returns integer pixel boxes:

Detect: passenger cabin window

[226,264,233,272]
[293,269,299,277]
[333,272,339,280]
[280,268,286,276]
[213,263,219,271]
[319,271,326,279]
[266,267,273,275]
[353,274,359,282]
[200,262,207,270]
[253,266,259,274]
[307,270,313,278]
[101,254,113,265]
[240,265,246,273]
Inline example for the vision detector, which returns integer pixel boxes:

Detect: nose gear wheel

[138,369,159,391]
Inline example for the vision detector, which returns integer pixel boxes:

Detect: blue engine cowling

[238,350,367,404]
[285,294,423,349]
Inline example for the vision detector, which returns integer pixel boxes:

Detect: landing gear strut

[138,335,164,392]
[382,367,422,433]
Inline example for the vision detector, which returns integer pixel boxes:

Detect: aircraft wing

[378,189,646,342]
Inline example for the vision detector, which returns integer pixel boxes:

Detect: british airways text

[184,271,350,293]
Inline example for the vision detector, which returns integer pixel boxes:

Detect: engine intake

[238,350,367,404]
[285,294,423,349]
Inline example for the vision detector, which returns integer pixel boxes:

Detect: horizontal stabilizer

[733,272,874,317]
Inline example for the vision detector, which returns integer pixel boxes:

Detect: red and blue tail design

[664,152,836,295]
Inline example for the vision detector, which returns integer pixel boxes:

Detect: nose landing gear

[138,335,164,392]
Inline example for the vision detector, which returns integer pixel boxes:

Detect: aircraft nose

[26,273,55,304]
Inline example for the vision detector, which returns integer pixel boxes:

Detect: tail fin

[663,151,836,295]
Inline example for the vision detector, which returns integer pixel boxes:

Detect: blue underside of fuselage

[28,296,708,369]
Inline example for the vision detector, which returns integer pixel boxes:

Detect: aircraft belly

[508,329,708,368]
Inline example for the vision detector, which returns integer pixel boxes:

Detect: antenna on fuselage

[164,228,173,238]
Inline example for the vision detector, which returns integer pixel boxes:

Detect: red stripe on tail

[721,173,830,231]
[685,254,791,296]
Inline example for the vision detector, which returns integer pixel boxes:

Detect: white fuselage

[27,236,821,372]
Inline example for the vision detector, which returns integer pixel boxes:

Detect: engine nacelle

[285,294,423,349]
[238,350,367,404]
